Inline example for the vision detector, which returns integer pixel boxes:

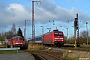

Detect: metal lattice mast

[24,20,26,40]
[32,1,41,42]
[32,1,35,42]
[76,14,79,40]
[86,22,88,45]
[11,23,16,36]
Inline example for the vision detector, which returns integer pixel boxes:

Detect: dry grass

[0,44,6,48]
[28,42,44,50]
[80,43,90,48]
[63,51,90,60]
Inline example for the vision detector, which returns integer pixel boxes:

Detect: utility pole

[32,1,41,43]
[53,19,55,25]
[40,26,44,36]
[67,28,68,40]
[47,28,51,32]
[11,23,16,36]
[24,20,30,40]
[86,22,88,45]
[24,20,26,40]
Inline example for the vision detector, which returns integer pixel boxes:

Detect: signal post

[74,13,78,48]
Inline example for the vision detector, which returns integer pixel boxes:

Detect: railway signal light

[74,18,78,29]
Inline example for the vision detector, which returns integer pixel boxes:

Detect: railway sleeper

[32,53,47,60]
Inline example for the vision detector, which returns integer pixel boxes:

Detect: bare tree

[79,31,88,44]
[80,31,87,38]
[11,23,16,36]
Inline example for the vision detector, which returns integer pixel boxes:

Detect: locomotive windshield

[20,38,22,40]
[54,32,63,36]
[16,37,18,40]
[16,37,22,40]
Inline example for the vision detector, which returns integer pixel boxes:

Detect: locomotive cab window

[54,32,63,36]
[16,37,18,40]
[20,38,22,40]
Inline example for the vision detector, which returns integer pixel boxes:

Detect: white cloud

[0,3,31,29]
[34,0,90,24]
[6,3,31,23]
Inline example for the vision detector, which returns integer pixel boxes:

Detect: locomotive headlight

[61,40,63,41]
[16,43,19,44]
[60,38,63,39]
[55,38,59,39]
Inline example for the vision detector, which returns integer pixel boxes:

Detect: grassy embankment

[28,42,44,51]
[0,50,23,54]
[63,51,90,60]
[63,44,90,60]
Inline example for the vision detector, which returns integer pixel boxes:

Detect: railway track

[61,47,90,52]
[24,45,90,60]
[28,50,64,60]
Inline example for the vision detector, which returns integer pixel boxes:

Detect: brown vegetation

[28,42,44,50]
[63,52,90,60]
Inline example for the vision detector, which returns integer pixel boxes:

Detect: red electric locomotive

[7,36,25,48]
[43,30,64,47]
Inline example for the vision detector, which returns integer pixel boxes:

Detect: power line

[34,0,46,15]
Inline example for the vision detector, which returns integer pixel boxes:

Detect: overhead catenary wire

[32,0,90,27]
[34,0,46,15]
[34,0,90,24]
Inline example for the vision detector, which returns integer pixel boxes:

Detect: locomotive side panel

[43,32,53,44]
[35,30,64,47]
[43,30,64,46]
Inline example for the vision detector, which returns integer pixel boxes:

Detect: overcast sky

[0,0,90,38]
